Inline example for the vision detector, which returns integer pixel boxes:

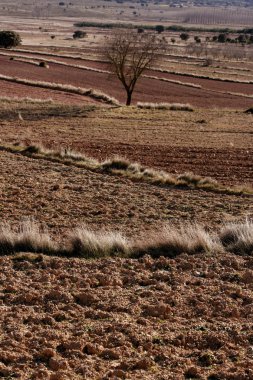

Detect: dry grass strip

[1,143,252,196]
[137,102,194,111]
[1,220,253,258]
[0,75,119,106]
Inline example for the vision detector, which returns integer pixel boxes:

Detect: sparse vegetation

[0,74,119,105]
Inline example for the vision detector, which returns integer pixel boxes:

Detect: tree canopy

[0,31,21,48]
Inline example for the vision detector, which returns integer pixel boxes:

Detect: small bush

[39,61,49,68]
[73,30,87,39]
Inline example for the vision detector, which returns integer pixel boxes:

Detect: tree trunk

[126,91,132,106]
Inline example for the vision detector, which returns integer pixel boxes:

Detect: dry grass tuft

[220,220,253,255]
[144,74,202,89]
[0,221,57,255]
[70,226,130,258]
[137,102,194,111]
[133,224,222,258]
[0,96,53,104]
[0,220,252,258]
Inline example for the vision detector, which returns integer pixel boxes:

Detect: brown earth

[1,252,253,379]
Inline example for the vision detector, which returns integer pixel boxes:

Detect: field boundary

[1,143,252,196]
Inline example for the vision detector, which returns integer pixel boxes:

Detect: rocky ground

[1,252,253,379]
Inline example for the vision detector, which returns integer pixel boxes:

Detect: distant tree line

[74,21,253,35]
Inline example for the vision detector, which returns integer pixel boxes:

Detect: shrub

[155,25,164,34]
[0,30,21,48]
[73,30,87,39]
[39,61,49,68]
[217,33,227,43]
[180,33,189,41]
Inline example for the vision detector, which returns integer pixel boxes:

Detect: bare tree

[105,30,165,106]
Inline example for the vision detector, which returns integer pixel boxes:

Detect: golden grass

[70,226,130,258]
[0,96,54,104]
[0,220,57,255]
[133,224,222,258]
[1,52,110,74]
[153,67,253,84]
[1,220,252,258]
[1,143,252,196]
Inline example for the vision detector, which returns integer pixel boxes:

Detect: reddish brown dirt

[148,69,253,95]
[1,252,253,379]
[0,56,253,108]
[0,80,97,105]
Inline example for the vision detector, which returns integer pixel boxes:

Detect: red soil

[0,56,253,108]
